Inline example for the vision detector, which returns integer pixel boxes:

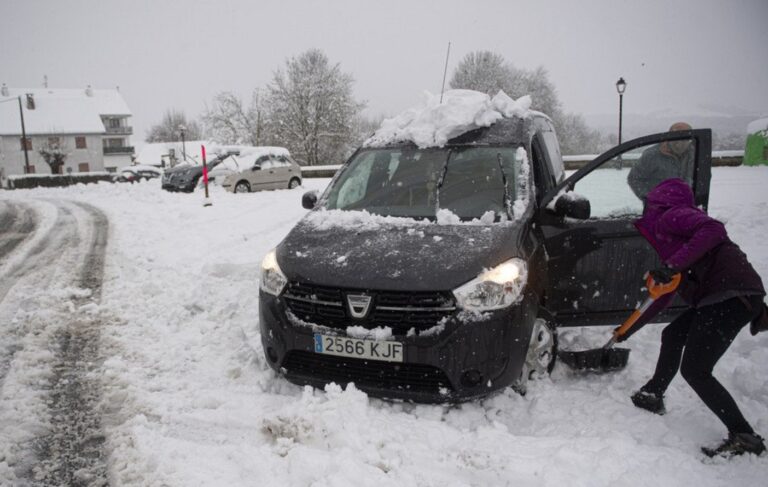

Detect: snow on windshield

[364,89,532,148]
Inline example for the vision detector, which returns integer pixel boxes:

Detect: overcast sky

[2,0,767,143]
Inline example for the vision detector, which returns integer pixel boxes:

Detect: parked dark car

[161,152,234,192]
[258,113,712,402]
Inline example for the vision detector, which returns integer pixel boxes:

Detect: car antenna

[439,41,451,104]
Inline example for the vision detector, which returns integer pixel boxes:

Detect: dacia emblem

[347,294,372,319]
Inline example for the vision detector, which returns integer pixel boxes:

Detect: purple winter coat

[635,178,765,310]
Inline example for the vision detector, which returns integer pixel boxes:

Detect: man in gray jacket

[628,122,693,201]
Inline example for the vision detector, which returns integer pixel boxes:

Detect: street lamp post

[616,77,627,169]
[178,124,187,162]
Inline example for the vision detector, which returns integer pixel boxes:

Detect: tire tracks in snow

[0,199,110,486]
[0,200,37,262]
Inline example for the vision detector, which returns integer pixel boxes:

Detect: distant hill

[584,110,767,149]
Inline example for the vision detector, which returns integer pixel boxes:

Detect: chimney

[1,83,8,97]
[85,85,93,97]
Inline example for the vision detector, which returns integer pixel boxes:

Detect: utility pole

[19,96,31,174]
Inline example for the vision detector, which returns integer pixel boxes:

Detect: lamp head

[616,77,627,94]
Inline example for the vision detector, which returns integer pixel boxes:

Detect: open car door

[537,129,712,327]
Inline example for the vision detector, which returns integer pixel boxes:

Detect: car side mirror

[252,165,261,171]
[553,192,591,219]
[302,190,319,209]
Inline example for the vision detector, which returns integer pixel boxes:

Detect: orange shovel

[559,273,681,371]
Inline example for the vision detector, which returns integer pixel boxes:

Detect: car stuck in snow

[257,90,713,402]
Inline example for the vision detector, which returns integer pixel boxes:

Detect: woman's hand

[649,266,677,284]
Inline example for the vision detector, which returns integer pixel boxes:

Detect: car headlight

[453,258,528,311]
[260,249,287,296]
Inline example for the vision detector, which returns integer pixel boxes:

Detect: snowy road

[0,199,109,486]
[1,169,767,486]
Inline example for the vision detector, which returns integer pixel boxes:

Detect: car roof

[370,114,544,150]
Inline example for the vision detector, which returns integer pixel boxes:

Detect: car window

[326,147,524,221]
[573,137,696,218]
[440,147,518,219]
[542,131,564,183]
[255,155,271,169]
[333,152,377,208]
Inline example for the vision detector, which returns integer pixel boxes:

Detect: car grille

[282,282,456,334]
[283,351,453,394]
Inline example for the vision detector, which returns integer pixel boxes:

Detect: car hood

[277,214,526,291]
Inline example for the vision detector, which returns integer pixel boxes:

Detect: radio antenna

[439,41,451,104]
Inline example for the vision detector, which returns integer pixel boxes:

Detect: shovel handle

[647,273,682,299]
[611,273,682,342]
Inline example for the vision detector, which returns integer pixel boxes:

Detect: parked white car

[221,148,302,193]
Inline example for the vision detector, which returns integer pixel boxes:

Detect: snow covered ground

[1,167,767,486]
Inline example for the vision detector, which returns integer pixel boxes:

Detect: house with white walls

[0,84,133,184]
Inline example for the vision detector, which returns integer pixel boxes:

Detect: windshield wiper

[497,152,512,217]
[434,149,452,215]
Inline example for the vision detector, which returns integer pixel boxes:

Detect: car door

[536,129,712,327]
[247,155,280,191]
[271,155,294,188]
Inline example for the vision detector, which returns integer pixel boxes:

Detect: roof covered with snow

[364,89,532,149]
[747,117,768,135]
[0,86,131,136]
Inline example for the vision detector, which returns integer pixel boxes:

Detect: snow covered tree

[145,109,202,143]
[266,49,365,165]
[450,51,604,155]
[38,136,69,174]
[556,112,605,155]
[202,90,270,146]
[448,51,511,96]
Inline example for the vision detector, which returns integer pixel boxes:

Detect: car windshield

[324,146,524,221]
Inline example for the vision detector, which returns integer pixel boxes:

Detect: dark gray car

[258,114,712,402]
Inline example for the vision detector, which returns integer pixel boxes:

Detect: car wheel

[235,181,251,193]
[514,318,557,395]
[288,178,301,189]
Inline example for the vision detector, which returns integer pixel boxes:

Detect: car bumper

[258,289,538,403]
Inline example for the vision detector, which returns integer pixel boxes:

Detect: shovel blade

[558,347,630,371]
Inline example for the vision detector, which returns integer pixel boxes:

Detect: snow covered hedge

[7,172,116,190]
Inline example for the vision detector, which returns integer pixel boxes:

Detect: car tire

[289,178,301,189]
[514,318,557,395]
[235,181,251,193]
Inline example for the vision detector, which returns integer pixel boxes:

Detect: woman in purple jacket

[626,178,766,458]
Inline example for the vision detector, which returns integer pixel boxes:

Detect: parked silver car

[221,153,302,193]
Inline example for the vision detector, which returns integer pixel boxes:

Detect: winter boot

[631,389,666,415]
[702,432,766,458]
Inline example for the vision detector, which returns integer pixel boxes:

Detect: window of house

[109,118,121,128]
[76,136,87,149]
[48,136,60,147]
[78,163,90,172]
[20,137,32,150]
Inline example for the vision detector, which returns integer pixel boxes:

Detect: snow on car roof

[364,89,532,149]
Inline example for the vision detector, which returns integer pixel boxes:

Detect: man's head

[666,121,692,157]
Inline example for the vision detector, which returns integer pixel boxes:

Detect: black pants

[643,296,762,434]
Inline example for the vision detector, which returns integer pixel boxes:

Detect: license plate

[313,333,404,363]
